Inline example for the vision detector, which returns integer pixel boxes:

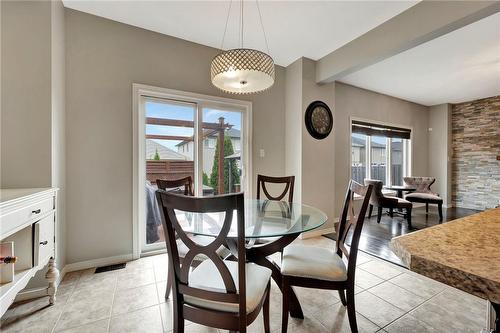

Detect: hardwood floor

[325,206,479,266]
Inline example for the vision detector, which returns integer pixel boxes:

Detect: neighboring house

[146,139,187,160]
[176,128,241,174]
[351,136,402,165]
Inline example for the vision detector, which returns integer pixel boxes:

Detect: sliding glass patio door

[138,92,249,253]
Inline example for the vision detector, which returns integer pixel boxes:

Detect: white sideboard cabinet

[0,188,59,317]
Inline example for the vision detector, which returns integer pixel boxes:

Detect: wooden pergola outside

[146,116,232,194]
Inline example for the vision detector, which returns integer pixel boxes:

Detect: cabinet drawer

[33,213,55,266]
[0,197,54,236]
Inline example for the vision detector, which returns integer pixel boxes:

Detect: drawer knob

[40,241,48,245]
[32,209,41,214]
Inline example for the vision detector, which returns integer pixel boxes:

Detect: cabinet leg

[45,257,59,305]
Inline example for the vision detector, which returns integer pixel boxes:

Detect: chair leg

[338,289,347,306]
[173,298,184,333]
[263,283,270,333]
[438,203,443,222]
[426,203,429,213]
[346,286,358,333]
[377,206,382,223]
[407,207,412,229]
[368,204,373,218]
[165,269,172,300]
[389,207,393,218]
[282,277,290,333]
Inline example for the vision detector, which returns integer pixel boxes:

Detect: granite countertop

[391,208,500,303]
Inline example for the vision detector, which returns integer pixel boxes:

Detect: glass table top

[174,199,327,239]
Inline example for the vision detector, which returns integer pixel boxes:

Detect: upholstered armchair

[364,179,412,228]
[403,177,443,221]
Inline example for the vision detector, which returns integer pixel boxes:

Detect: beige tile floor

[1,236,487,333]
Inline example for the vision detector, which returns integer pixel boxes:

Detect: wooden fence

[351,165,403,185]
[146,160,194,183]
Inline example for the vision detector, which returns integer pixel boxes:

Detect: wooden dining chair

[156,176,218,300]
[280,180,373,333]
[403,177,443,222]
[157,176,194,196]
[364,179,412,228]
[155,191,272,333]
[256,175,295,242]
[257,174,295,203]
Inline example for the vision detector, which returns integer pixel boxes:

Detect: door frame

[132,83,252,257]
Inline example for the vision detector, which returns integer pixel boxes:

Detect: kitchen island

[391,208,499,332]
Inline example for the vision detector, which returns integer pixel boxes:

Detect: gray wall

[284,59,303,204]
[1,0,52,188]
[334,82,429,216]
[284,58,336,229]
[51,0,67,272]
[301,59,336,228]
[1,0,66,285]
[65,9,286,264]
[428,104,452,205]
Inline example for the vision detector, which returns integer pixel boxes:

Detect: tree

[210,133,240,194]
[153,149,160,160]
[202,172,210,187]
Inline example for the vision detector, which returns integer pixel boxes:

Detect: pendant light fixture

[211,0,275,94]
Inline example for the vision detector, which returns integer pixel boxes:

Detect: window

[208,138,216,148]
[351,120,411,186]
[351,133,367,184]
[370,136,387,184]
[391,138,404,186]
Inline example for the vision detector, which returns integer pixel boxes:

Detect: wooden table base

[227,233,305,319]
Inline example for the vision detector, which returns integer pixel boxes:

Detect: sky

[145,100,242,150]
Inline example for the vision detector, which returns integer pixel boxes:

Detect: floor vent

[95,263,126,273]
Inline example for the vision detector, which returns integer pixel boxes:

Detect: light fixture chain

[256,0,270,54]
[240,0,244,48]
[220,0,233,51]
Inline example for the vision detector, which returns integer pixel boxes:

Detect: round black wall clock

[305,100,333,140]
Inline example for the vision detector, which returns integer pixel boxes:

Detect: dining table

[391,207,500,332]
[383,184,417,199]
[174,199,328,319]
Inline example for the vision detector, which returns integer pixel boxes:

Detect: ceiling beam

[316,1,500,84]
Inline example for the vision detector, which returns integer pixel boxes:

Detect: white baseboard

[13,255,133,303]
[63,253,134,273]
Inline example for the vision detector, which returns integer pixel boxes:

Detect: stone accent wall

[452,95,500,210]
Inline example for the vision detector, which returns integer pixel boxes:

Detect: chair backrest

[155,191,247,318]
[403,177,435,193]
[363,179,385,206]
[257,174,295,203]
[336,180,373,281]
[157,176,194,196]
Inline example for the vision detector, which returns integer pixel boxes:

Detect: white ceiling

[340,11,500,106]
[62,0,416,67]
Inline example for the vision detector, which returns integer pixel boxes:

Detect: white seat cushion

[281,244,347,282]
[185,260,272,313]
[405,192,442,201]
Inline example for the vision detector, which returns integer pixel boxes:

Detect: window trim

[133,84,252,258]
[349,117,413,187]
